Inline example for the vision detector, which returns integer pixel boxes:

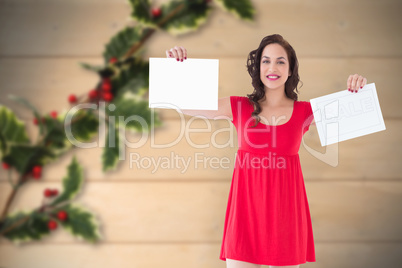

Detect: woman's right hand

[164,45,232,120]
[166,46,187,62]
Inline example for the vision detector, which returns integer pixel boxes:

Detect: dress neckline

[258,100,296,127]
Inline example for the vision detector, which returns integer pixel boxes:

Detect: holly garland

[1,157,102,244]
[0,0,254,243]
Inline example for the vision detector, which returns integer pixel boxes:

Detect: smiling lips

[266,75,280,81]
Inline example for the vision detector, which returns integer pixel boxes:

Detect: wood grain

[0,0,400,267]
[0,181,401,243]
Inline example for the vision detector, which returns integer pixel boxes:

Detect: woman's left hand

[347,74,367,93]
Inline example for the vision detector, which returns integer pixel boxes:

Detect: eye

[278,61,285,64]
[262,60,270,63]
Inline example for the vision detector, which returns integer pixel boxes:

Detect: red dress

[219,96,316,266]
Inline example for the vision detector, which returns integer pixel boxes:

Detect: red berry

[102,92,113,102]
[44,188,53,197]
[57,210,68,221]
[34,117,45,125]
[68,94,77,103]
[50,111,57,119]
[44,188,58,197]
[32,165,41,173]
[151,7,162,18]
[109,57,118,64]
[32,165,42,179]
[88,89,98,100]
[101,81,112,91]
[48,220,58,230]
[2,162,10,170]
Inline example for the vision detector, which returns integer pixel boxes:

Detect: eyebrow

[262,56,287,60]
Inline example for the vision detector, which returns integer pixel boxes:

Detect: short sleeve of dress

[303,101,314,134]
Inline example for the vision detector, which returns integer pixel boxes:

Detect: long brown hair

[246,34,302,127]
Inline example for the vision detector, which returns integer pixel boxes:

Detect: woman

[165,34,366,268]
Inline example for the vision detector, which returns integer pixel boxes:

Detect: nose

[268,63,276,73]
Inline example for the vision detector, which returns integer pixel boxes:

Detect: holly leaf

[0,105,30,158]
[103,26,149,64]
[2,145,55,174]
[108,93,162,132]
[68,109,99,144]
[215,0,255,21]
[42,116,72,153]
[112,56,149,98]
[127,0,155,27]
[50,156,84,207]
[1,210,50,244]
[102,126,120,172]
[8,95,45,135]
[58,203,102,243]
[78,62,104,72]
[159,0,212,36]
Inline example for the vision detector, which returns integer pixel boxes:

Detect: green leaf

[50,156,84,207]
[108,94,162,132]
[78,62,104,72]
[102,126,120,172]
[215,0,255,21]
[103,26,147,64]
[68,109,99,144]
[112,57,149,97]
[42,116,72,153]
[1,210,50,244]
[128,0,155,27]
[7,95,45,135]
[3,145,55,174]
[160,0,212,35]
[0,105,30,158]
[58,203,102,243]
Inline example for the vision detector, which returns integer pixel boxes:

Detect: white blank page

[149,57,219,110]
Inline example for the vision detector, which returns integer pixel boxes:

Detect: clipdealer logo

[62,101,342,172]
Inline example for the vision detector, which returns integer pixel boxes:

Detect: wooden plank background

[0,0,401,267]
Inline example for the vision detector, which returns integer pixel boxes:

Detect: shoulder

[296,100,310,105]
[230,96,252,106]
[297,100,312,109]
[230,95,249,101]
[230,96,253,114]
[297,100,313,117]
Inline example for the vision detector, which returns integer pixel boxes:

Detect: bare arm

[179,96,232,120]
[165,46,232,120]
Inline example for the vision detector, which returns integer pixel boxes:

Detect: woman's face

[259,43,291,92]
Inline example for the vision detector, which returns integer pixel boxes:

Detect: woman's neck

[260,86,290,107]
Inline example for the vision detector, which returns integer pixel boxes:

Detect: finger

[174,46,184,61]
[356,75,364,92]
[179,46,187,60]
[362,77,367,88]
[169,48,179,61]
[351,73,359,92]
[166,50,174,58]
[347,75,353,92]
